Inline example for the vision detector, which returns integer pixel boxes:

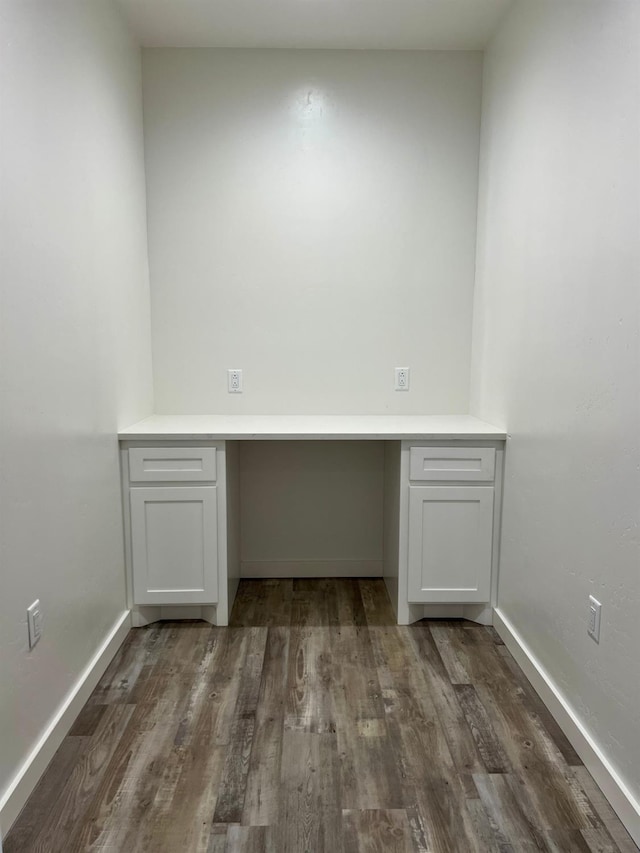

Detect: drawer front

[409,446,495,482]
[129,447,217,483]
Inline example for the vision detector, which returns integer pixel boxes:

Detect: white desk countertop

[118,414,506,441]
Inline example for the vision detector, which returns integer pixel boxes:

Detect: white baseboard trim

[240,559,383,578]
[0,610,131,836]
[493,608,640,847]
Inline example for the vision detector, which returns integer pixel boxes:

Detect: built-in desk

[118,416,507,627]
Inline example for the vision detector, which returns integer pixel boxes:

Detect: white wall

[142,48,483,415]
[472,0,640,815]
[239,441,384,576]
[0,0,153,829]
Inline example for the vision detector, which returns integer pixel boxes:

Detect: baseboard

[240,559,383,578]
[493,608,640,847]
[0,610,131,836]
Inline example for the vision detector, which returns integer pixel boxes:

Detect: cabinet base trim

[131,605,222,626]
[240,559,383,578]
[420,603,492,624]
[399,602,492,625]
[494,608,640,847]
[0,610,131,835]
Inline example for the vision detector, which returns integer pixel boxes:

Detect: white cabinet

[387,440,504,625]
[407,485,494,602]
[130,486,218,605]
[121,440,239,626]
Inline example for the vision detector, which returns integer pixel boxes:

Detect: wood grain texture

[5,580,636,853]
[343,809,414,852]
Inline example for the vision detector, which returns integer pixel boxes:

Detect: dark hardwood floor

[5,579,638,852]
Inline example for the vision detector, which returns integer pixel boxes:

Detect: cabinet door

[408,486,493,603]
[130,486,218,605]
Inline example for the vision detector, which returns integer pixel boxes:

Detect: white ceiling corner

[116,0,513,50]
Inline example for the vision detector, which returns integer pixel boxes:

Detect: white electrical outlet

[395,367,410,391]
[27,599,42,649]
[227,369,243,393]
[587,595,601,643]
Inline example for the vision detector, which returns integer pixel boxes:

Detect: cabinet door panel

[131,486,218,605]
[408,486,493,603]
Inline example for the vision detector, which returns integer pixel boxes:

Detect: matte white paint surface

[118,414,506,441]
[118,0,512,50]
[471,0,640,806]
[0,0,153,827]
[239,441,384,575]
[143,49,483,415]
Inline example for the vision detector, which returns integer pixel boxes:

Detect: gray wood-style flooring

[6,579,638,852]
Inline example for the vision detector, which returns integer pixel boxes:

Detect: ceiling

[116,0,513,50]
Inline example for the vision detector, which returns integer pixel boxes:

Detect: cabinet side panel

[226,440,241,618]
[383,441,401,618]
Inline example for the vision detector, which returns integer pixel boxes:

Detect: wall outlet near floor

[27,599,43,649]
[587,595,601,643]
[227,368,243,393]
[395,367,410,391]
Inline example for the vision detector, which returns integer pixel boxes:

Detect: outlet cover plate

[395,367,410,391]
[588,595,601,643]
[27,599,42,649]
[228,369,243,393]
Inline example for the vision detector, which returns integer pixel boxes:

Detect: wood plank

[277,730,342,853]
[66,698,191,851]
[453,684,510,774]
[332,624,405,810]
[408,626,488,794]
[291,577,339,627]
[581,826,631,853]
[465,794,516,853]
[3,737,89,853]
[226,824,273,852]
[284,625,335,733]
[242,626,290,826]
[67,703,107,737]
[206,825,229,853]
[88,624,167,705]
[335,578,368,627]
[397,719,493,851]
[69,625,227,850]
[213,627,269,823]
[117,629,246,851]
[342,809,415,853]
[359,578,396,626]
[473,772,550,850]
[429,624,472,684]
[405,806,430,853]
[543,827,596,852]
[496,644,583,767]
[444,626,608,834]
[230,579,293,628]
[26,704,136,852]
[364,623,486,848]
[573,767,639,853]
